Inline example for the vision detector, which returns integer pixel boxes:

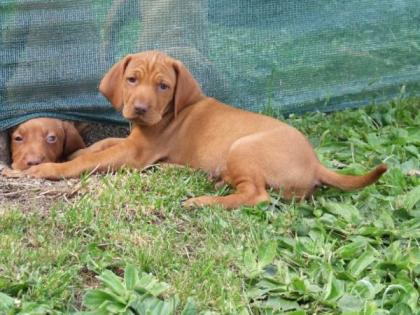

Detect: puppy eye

[127,76,137,84]
[158,82,169,91]
[14,135,23,142]
[46,135,57,143]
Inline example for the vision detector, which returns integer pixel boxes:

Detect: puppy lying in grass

[5,51,387,209]
[7,118,86,171]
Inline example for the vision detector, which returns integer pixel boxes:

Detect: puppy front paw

[24,163,62,180]
[1,167,26,178]
[182,196,215,208]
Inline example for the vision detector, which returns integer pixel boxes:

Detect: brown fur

[9,118,85,170]
[17,51,387,209]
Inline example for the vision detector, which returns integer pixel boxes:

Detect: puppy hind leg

[184,137,271,210]
[183,178,269,210]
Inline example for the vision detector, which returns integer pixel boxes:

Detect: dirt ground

[0,123,129,212]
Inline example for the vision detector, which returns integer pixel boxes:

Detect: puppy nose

[26,156,43,166]
[134,102,149,115]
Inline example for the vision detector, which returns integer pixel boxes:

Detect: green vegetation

[0,98,419,314]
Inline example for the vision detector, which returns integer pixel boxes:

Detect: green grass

[0,97,419,314]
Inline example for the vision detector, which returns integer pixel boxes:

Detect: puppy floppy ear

[62,121,86,156]
[172,60,204,116]
[99,55,133,111]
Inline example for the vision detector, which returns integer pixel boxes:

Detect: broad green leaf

[253,296,300,311]
[271,297,300,311]
[409,246,420,267]
[258,241,277,267]
[376,210,395,229]
[357,226,389,237]
[237,308,251,315]
[74,311,110,315]
[384,241,404,262]
[336,239,368,260]
[0,291,15,310]
[353,279,384,300]
[381,284,408,310]
[241,242,277,279]
[395,185,420,211]
[323,272,344,302]
[18,302,56,314]
[132,295,178,315]
[348,248,376,277]
[308,227,325,243]
[390,128,409,145]
[135,273,170,297]
[336,270,356,282]
[389,303,413,315]
[124,264,139,290]
[257,277,288,292]
[338,294,363,313]
[359,301,379,315]
[84,289,127,309]
[157,298,178,315]
[391,278,419,312]
[323,201,361,223]
[105,301,127,313]
[97,270,127,296]
[399,157,419,174]
[181,297,197,315]
[278,237,296,250]
[366,132,385,148]
[246,287,271,301]
[398,218,420,238]
[291,278,306,293]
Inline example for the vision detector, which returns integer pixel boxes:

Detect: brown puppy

[9,118,85,170]
[21,51,387,209]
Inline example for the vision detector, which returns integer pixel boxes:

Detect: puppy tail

[317,163,387,191]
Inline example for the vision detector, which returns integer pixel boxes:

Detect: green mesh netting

[1,0,419,131]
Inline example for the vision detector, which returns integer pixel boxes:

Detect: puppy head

[99,51,204,125]
[10,118,85,170]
